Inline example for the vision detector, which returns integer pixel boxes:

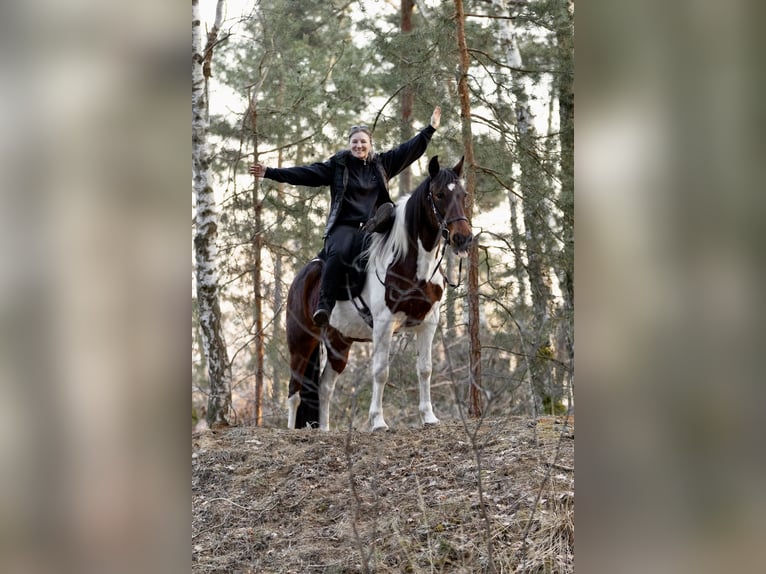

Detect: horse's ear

[428,155,440,178]
[453,155,465,177]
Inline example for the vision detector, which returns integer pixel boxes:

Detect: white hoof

[420,409,440,426]
[369,414,389,432]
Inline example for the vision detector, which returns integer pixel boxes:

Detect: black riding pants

[319,224,362,309]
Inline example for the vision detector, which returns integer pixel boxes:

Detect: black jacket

[263,125,435,237]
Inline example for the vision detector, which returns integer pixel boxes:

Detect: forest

[192,0,574,431]
[192,0,574,570]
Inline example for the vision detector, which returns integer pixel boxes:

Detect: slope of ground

[192,416,574,573]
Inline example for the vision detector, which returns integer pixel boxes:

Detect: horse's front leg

[287,393,301,429]
[416,319,440,426]
[369,319,395,431]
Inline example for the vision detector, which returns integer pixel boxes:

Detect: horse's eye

[435,192,445,200]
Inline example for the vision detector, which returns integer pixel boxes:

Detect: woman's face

[349,132,371,161]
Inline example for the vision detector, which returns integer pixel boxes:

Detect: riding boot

[361,202,395,233]
[313,259,340,327]
[312,294,334,327]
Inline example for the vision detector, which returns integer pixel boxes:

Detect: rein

[428,237,463,288]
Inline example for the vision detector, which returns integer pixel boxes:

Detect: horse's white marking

[318,364,341,431]
[447,182,456,191]
[330,302,373,340]
[416,309,441,426]
[416,238,444,284]
[287,392,300,429]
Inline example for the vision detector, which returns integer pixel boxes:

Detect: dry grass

[192,416,574,573]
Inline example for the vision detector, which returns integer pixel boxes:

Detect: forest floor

[192,416,574,573]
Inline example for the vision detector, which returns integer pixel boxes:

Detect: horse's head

[427,156,473,257]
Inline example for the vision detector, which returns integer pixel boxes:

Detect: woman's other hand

[249,163,267,177]
[430,106,441,129]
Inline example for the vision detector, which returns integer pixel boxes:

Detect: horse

[285,155,473,431]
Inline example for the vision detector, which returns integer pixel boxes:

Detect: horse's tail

[294,344,321,429]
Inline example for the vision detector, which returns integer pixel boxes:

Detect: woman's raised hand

[430,106,441,129]
[249,163,267,177]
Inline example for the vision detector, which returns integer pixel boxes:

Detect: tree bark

[507,190,527,303]
[399,0,415,195]
[494,0,556,412]
[270,85,287,405]
[454,0,483,420]
[272,174,286,405]
[249,91,265,426]
[193,0,231,428]
[555,0,575,394]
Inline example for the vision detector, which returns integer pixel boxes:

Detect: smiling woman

[347,125,372,161]
[248,106,441,326]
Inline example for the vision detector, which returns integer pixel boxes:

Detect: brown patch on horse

[384,255,444,326]
[286,259,357,391]
[285,260,322,397]
[324,329,353,374]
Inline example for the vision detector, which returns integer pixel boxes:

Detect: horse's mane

[365,175,433,273]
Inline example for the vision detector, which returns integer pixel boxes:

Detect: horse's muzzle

[450,229,473,256]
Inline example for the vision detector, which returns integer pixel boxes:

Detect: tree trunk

[494,0,555,413]
[192,298,208,399]
[271,84,287,405]
[445,251,457,332]
[193,0,231,428]
[249,92,265,427]
[507,190,527,303]
[272,172,286,405]
[399,0,415,195]
[555,0,575,397]
[454,0,483,419]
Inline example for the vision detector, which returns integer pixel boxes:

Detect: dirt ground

[192,416,574,573]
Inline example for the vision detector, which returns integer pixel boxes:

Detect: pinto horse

[285,156,473,431]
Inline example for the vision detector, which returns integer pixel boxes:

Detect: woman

[249,106,441,327]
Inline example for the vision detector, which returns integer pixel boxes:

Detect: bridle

[428,181,469,242]
[426,180,469,287]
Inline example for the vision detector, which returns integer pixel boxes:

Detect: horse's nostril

[452,233,473,249]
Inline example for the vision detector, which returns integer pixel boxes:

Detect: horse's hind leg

[286,258,324,429]
[416,321,440,426]
[287,352,308,429]
[287,340,321,429]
